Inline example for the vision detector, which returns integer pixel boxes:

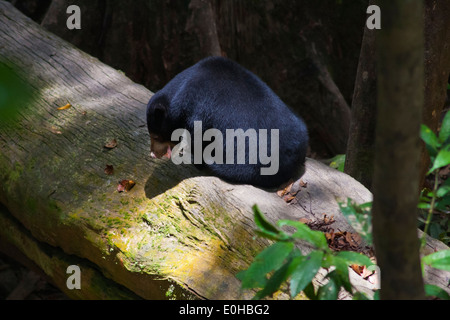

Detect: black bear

[146,57,308,188]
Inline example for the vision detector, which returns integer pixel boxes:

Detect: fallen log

[0,1,448,299]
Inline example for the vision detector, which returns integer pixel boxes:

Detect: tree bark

[40,0,198,92]
[297,56,352,155]
[372,0,426,300]
[344,10,377,191]
[186,0,222,57]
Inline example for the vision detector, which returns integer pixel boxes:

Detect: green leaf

[252,205,289,241]
[328,154,346,172]
[277,220,328,250]
[317,277,338,300]
[253,259,292,300]
[435,196,450,211]
[289,250,324,298]
[352,292,371,300]
[439,110,450,144]
[420,124,438,160]
[237,241,294,289]
[428,145,450,175]
[424,284,450,300]
[417,202,431,209]
[422,250,450,271]
[321,254,352,293]
[437,180,450,198]
[336,251,374,267]
[373,290,380,300]
[331,257,352,293]
[430,223,443,239]
[303,282,317,300]
[338,199,373,246]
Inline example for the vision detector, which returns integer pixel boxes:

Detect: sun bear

[146,57,308,188]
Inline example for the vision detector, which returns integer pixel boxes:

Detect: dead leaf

[361,266,375,280]
[57,103,72,110]
[299,179,307,188]
[117,179,135,193]
[104,139,117,149]
[104,164,114,175]
[278,179,302,203]
[348,232,362,248]
[323,214,335,224]
[277,179,294,197]
[350,264,364,275]
[325,232,334,242]
[283,194,297,203]
[298,218,311,224]
[350,265,375,281]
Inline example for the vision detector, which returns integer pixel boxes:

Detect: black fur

[146,57,308,188]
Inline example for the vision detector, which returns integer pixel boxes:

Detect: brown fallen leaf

[283,194,297,203]
[346,232,362,248]
[104,164,114,175]
[325,232,333,241]
[299,179,307,188]
[350,264,364,275]
[298,218,311,224]
[278,179,302,203]
[350,264,375,280]
[277,179,294,197]
[361,266,375,280]
[57,103,72,110]
[117,179,135,193]
[104,139,117,149]
[324,215,334,224]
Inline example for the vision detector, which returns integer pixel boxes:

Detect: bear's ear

[153,102,167,121]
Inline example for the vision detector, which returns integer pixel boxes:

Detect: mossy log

[0,2,448,299]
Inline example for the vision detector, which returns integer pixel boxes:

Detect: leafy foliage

[338,198,372,246]
[239,111,450,300]
[328,154,346,172]
[419,111,450,245]
[237,205,373,300]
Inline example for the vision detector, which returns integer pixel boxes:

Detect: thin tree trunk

[344,17,377,190]
[186,0,222,57]
[372,0,425,300]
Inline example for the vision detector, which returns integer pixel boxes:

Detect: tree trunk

[186,0,222,57]
[372,0,425,300]
[298,55,352,155]
[344,9,377,191]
